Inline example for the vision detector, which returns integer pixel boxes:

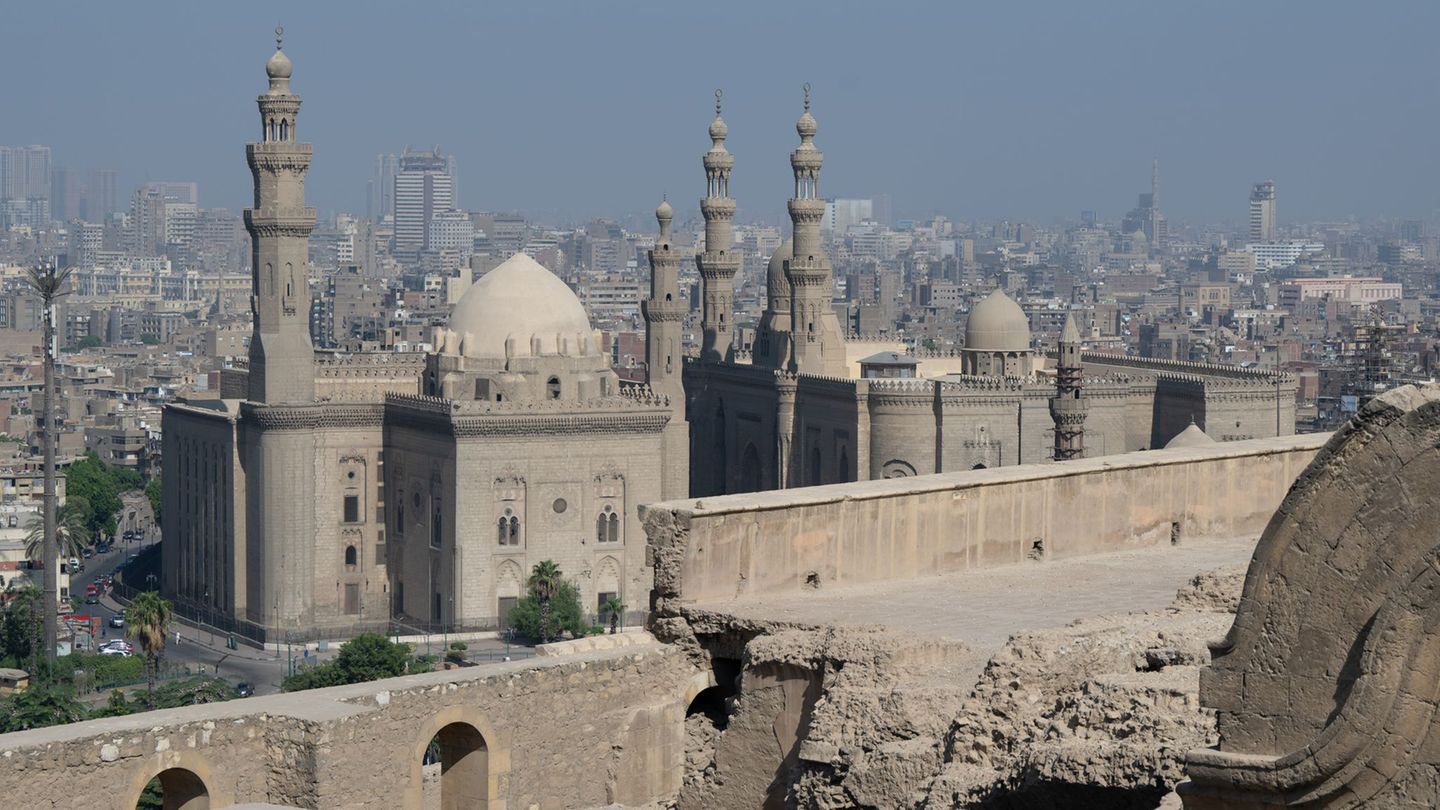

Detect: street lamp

[146,573,157,592]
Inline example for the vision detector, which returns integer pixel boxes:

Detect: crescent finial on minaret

[275,25,284,50]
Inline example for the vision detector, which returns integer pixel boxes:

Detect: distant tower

[1249,180,1276,242]
[1148,159,1166,248]
[1050,312,1087,460]
[644,198,690,499]
[697,90,739,363]
[783,84,846,376]
[245,26,315,405]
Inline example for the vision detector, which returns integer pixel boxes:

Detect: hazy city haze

[5,0,1438,223]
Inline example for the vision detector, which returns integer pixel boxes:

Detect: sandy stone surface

[691,535,1255,653]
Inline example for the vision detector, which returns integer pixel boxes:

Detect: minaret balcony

[642,299,687,322]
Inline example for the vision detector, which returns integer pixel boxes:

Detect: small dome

[965,289,1031,353]
[447,253,594,359]
[797,110,818,139]
[655,198,673,222]
[709,115,729,141]
[766,239,794,303]
[1165,422,1216,449]
[266,48,292,80]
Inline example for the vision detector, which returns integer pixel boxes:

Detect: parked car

[84,584,99,596]
[81,546,93,559]
[101,640,132,653]
[84,594,98,605]
[122,530,134,540]
[233,682,254,698]
[109,615,125,629]
[99,647,130,657]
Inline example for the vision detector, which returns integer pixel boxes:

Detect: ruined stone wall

[644,434,1327,605]
[0,644,698,810]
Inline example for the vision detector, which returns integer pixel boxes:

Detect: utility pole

[27,259,71,666]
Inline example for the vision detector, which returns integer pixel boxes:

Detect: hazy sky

[6,1,1439,227]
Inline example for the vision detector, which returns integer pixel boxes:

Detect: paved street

[70,534,537,697]
[70,535,290,695]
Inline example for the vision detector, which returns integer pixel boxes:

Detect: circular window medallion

[552,498,568,514]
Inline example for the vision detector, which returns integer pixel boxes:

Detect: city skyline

[3,1,1439,225]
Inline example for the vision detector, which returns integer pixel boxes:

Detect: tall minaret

[784,84,846,376]
[644,198,685,403]
[244,26,315,404]
[1050,312,1088,460]
[644,198,690,499]
[697,90,738,363]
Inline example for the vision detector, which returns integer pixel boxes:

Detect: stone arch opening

[136,767,209,810]
[421,721,491,810]
[740,443,762,493]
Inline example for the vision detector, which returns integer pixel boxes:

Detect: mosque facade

[161,39,685,639]
[161,37,1295,640]
[683,89,1298,496]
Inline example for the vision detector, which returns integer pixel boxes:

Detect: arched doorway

[740,443,762,493]
[423,722,490,810]
[135,767,209,810]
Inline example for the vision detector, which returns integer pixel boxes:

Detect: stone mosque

[161,36,1297,639]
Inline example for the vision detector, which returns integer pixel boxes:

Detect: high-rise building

[126,187,168,256]
[393,147,456,257]
[1249,180,1276,242]
[51,168,82,222]
[144,181,199,205]
[367,153,398,222]
[82,169,118,221]
[0,145,51,202]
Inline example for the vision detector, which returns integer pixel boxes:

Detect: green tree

[0,681,85,731]
[89,688,134,718]
[602,596,626,635]
[281,633,425,692]
[127,590,172,710]
[0,584,41,671]
[62,452,141,540]
[527,560,563,642]
[508,580,585,642]
[23,499,91,562]
[153,675,231,707]
[74,335,102,349]
[145,477,162,524]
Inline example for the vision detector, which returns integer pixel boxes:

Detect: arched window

[279,118,289,141]
[547,376,561,399]
[596,508,608,544]
[608,511,619,543]
[838,448,849,482]
[344,545,357,568]
[499,507,520,546]
[810,447,822,486]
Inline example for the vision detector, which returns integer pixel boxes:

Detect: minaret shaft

[784,85,846,377]
[244,36,315,405]
[698,90,738,363]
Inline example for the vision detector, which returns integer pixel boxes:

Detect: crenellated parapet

[385,392,671,438]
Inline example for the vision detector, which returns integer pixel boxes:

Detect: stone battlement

[644,433,1329,606]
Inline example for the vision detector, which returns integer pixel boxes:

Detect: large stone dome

[766,238,794,304]
[1164,421,1215,449]
[965,288,1031,353]
[447,252,593,358]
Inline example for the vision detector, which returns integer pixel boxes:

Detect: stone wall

[644,434,1328,606]
[0,643,699,810]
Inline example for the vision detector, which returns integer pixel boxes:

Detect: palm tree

[127,590,173,710]
[602,596,626,635]
[23,500,91,563]
[527,560,563,643]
